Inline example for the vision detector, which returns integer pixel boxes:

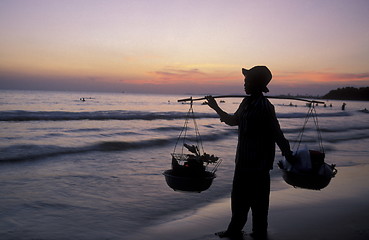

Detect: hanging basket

[163,152,220,192]
[278,150,337,190]
[163,100,221,192]
[280,167,334,190]
[279,105,337,190]
[163,169,216,192]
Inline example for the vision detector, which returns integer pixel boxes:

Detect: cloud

[149,68,207,83]
[2,68,368,95]
[146,66,242,87]
[268,71,369,95]
[332,72,369,82]
[274,71,369,85]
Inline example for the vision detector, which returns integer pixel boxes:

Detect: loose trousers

[227,169,270,233]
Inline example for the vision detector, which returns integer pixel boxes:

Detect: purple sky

[1,0,369,95]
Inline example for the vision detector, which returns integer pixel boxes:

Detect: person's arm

[267,103,296,163]
[205,96,238,126]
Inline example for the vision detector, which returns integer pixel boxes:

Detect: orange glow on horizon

[274,71,369,85]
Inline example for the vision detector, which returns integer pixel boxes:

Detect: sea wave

[0,110,216,122]
[0,130,236,163]
[3,128,367,164]
[0,141,167,163]
[0,110,351,122]
[324,132,369,143]
[277,111,352,119]
[320,124,369,133]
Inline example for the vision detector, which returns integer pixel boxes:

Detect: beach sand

[129,165,369,240]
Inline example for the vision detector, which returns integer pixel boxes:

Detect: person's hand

[285,153,298,165]
[205,95,219,110]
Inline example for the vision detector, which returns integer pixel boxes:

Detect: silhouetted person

[341,102,346,110]
[206,66,294,240]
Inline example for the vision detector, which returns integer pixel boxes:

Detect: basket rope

[293,105,325,153]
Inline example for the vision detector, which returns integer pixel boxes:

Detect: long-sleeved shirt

[220,94,291,170]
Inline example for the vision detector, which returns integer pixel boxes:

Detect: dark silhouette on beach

[206,66,295,240]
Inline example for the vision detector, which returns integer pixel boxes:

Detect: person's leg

[226,170,251,234]
[251,171,270,235]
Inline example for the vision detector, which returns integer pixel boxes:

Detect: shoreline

[129,164,369,240]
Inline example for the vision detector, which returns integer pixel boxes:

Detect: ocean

[0,90,368,240]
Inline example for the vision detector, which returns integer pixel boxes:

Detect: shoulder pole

[177,95,325,104]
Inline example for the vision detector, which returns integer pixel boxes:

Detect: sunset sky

[1,0,369,95]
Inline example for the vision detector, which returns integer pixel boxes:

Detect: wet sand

[129,164,369,240]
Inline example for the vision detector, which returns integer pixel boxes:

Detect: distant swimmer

[80,98,85,101]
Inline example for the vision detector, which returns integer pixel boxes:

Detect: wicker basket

[163,169,216,192]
